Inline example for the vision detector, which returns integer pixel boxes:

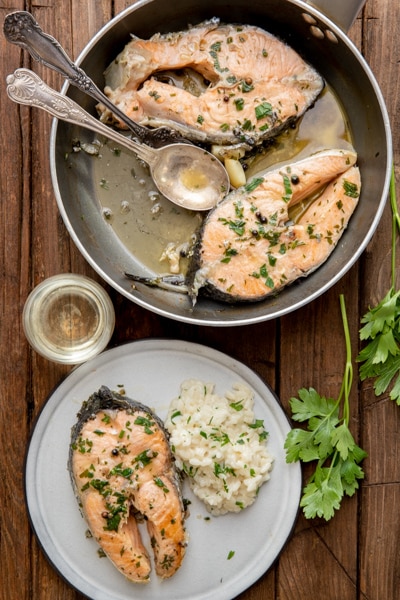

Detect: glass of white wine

[23,274,115,364]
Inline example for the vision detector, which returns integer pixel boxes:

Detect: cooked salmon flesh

[99,19,324,146]
[69,386,187,583]
[189,149,361,303]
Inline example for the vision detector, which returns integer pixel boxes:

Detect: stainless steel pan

[49,0,392,326]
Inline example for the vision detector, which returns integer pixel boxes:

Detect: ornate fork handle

[3,10,188,148]
[4,10,92,90]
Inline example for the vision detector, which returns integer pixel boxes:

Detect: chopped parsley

[209,41,228,73]
[109,463,134,479]
[218,217,246,236]
[251,263,274,289]
[134,415,154,435]
[282,174,292,202]
[245,177,264,192]
[343,180,359,198]
[240,80,254,93]
[154,477,170,493]
[170,410,182,423]
[148,90,161,101]
[234,98,245,111]
[73,437,93,454]
[221,247,238,263]
[255,102,273,120]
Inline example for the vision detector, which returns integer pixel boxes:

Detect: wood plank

[360,483,400,598]
[358,1,400,599]
[25,3,113,599]
[1,2,35,599]
[1,0,399,598]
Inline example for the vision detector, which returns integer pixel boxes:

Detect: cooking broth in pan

[90,86,352,276]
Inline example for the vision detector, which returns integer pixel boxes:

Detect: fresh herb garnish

[229,400,244,411]
[234,98,245,111]
[221,247,238,263]
[240,80,254,93]
[73,437,93,454]
[357,168,400,403]
[133,449,158,466]
[154,477,170,493]
[282,173,292,203]
[255,101,273,120]
[134,415,154,434]
[218,217,246,236]
[251,263,274,289]
[109,463,134,479]
[343,179,360,198]
[148,90,161,101]
[170,410,182,423]
[245,177,264,192]
[285,295,367,520]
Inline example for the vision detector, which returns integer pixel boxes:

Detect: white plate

[25,339,301,599]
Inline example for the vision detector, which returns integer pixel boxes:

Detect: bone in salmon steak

[188,148,361,303]
[98,19,324,147]
[69,386,187,583]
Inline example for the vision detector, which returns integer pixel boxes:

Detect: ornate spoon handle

[6,68,156,166]
[3,10,186,148]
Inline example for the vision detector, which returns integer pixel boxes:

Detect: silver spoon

[3,10,194,149]
[6,68,229,211]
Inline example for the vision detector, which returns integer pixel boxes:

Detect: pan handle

[306,0,367,32]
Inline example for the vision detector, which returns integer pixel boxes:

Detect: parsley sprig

[357,168,400,404]
[285,295,367,521]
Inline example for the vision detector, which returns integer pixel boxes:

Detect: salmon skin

[69,386,187,583]
[188,149,361,304]
[99,19,324,147]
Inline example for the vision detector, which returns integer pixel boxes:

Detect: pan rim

[49,0,392,326]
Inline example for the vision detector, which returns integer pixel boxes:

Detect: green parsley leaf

[343,179,360,198]
[284,295,367,521]
[255,101,273,120]
[244,177,264,192]
[300,463,342,520]
[357,168,400,404]
[234,98,244,111]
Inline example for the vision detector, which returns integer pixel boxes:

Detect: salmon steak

[99,19,324,146]
[69,386,187,583]
[189,149,361,303]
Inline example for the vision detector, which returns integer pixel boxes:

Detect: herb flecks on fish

[100,21,324,147]
[189,149,360,305]
[69,387,187,583]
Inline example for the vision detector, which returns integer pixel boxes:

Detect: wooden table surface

[1,1,399,598]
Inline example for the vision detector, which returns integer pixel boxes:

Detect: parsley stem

[338,294,353,426]
[390,166,399,290]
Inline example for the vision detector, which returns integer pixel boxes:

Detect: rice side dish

[165,379,274,515]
